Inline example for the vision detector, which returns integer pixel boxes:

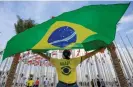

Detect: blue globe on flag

[48,26,77,48]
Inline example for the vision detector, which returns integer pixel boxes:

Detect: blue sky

[0,1,133,50]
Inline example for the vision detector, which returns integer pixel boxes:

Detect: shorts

[56,81,79,87]
[34,85,39,87]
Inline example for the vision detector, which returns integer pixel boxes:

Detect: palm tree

[14,16,36,34]
[5,16,36,87]
[107,43,128,87]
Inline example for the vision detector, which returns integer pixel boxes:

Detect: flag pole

[94,55,101,79]
[13,59,21,86]
[100,55,108,86]
[20,61,25,85]
[105,54,116,86]
[16,59,24,85]
[97,56,105,81]
[87,59,92,87]
[119,33,133,66]
[126,35,133,49]
[0,51,4,72]
[103,54,113,86]
[115,42,131,79]
[92,57,98,87]
[40,59,44,87]
[2,58,8,74]
[118,41,133,74]
[1,57,9,86]
[90,58,95,86]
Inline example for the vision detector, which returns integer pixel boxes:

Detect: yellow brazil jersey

[50,57,82,84]
[27,80,34,86]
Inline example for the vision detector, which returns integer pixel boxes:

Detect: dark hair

[63,50,71,59]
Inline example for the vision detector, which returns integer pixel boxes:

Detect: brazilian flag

[3,3,129,59]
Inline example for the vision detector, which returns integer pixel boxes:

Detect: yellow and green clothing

[26,80,34,86]
[50,56,86,84]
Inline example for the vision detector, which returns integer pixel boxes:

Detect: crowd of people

[26,77,53,87]
[0,71,52,87]
[0,70,133,87]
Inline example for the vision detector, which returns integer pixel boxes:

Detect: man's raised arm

[81,48,105,62]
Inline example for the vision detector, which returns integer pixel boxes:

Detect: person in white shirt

[44,78,49,87]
